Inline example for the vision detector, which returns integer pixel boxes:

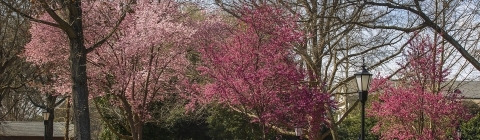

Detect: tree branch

[0,99,20,120]
[27,94,46,109]
[54,96,70,107]
[93,97,133,140]
[228,105,296,136]
[86,1,133,54]
[37,0,73,34]
[0,0,59,27]
[352,22,427,33]
[364,1,480,71]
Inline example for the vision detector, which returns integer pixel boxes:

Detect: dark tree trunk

[69,36,91,140]
[68,1,91,139]
[47,108,54,140]
[0,0,92,139]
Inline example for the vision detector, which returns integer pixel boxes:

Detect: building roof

[0,121,74,137]
[448,81,480,99]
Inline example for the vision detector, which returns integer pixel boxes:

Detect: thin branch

[352,22,427,33]
[86,1,133,53]
[0,0,59,27]
[93,98,133,140]
[364,0,480,71]
[54,96,70,107]
[0,99,20,120]
[27,94,46,109]
[228,105,295,135]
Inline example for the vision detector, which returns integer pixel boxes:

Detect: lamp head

[354,65,372,92]
[42,111,50,121]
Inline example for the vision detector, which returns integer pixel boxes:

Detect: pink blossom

[369,36,469,139]
[192,6,334,138]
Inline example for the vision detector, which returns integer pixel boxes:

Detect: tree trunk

[68,27,90,140]
[47,108,54,140]
[67,1,91,140]
[69,37,91,140]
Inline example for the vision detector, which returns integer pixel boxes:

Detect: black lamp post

[294,126,303,140]
[354,64,372,140]
[42,111,50,140]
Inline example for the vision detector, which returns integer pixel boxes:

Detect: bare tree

[0,0,38,121]
[358,0,480,71]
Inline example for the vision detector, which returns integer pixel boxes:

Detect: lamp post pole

[43,111,50,140]
[360,90,367,140]
[355,64,372,140]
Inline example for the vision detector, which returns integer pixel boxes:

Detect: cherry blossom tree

[369,37,469,140]
[87,1,196,140]
[195,6,334,139]
[22,0,200,139]
[23,63,70,140]
[4,0,133,138]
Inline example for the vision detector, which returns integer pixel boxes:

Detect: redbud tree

[195,6,334,139]
[368,37,469,140]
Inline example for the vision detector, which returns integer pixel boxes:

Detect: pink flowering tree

[368,37,469,139]
[15,0,132,138]
[88,1,196,140]
[23,1,196,139]
[194,6,334,139]
[22,2,126,139]
[23,63,71,139]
